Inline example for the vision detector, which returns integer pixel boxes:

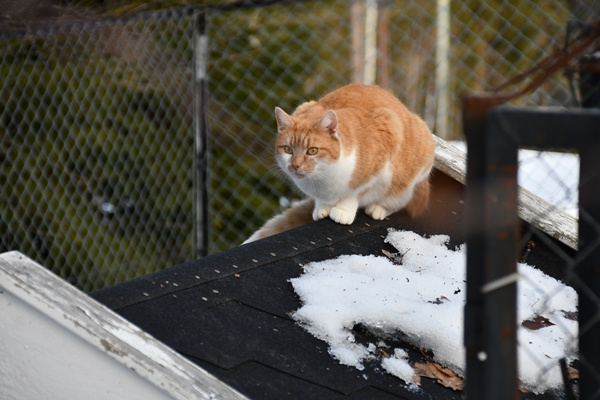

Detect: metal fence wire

[0,0,593,293]
[1,10,197,291]
[464,104,600,399]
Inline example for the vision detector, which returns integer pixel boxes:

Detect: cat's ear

[321,110,339,138]
[275,107,294,129]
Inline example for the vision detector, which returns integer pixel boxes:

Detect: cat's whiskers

[266,163,288,179]
[301,169,338,199]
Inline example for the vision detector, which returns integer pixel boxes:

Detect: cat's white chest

[357,162,393,206]
[293,152,356,201]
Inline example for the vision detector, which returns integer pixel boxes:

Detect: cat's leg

[406,180,430,218]
[365,204,389,220]
[312,199,332,221]
[329,197,359,225]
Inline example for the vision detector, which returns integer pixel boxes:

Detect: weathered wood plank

[0,251,249,400]
[433,135,578,250]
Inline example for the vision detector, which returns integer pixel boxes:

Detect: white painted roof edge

[433,135,578,250]
[0,251,249,400]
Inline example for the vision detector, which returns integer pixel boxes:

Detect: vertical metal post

[193,11,209,258]
[376,0,390,90]
[463,95,490,399]
[578,145,600,400]
[463,94,513,399]
[351,0,364,84]
[363,0,378,86]
[435,0,451,139]
[481,109,520,400]
[579,40,600,400]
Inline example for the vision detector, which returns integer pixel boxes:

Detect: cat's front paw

[329,207,356,225]
[366,204,388,220]
[313,206,331,221]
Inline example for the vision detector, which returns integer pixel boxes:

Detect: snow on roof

[434,137,578,250]
[290,229,577,394]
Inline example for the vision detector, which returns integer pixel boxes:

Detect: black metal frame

[193,12,210,258]
[464,104,600,399]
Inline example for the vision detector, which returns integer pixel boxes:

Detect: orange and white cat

[244,84,435,244]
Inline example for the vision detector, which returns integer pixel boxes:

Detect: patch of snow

[290,230,578,394]
[380,349,415,386]
[449,141,579,217]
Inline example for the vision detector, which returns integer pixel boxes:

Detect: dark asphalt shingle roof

[91,171,569,399]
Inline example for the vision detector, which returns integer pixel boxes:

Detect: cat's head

[274,106,341,180]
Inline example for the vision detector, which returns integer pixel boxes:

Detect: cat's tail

[242,198,315,244]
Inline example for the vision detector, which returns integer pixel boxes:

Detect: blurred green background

[0,0,578,290]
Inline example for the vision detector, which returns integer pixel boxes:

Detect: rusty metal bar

[463,94,509,399]
[481,108,520,400]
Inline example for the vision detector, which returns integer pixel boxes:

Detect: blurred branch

[490,18,600,103]
[569,0,600,25]
[0,0,96,32]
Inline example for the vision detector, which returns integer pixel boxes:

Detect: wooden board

[433,135,578,250]
[0,251,249,400]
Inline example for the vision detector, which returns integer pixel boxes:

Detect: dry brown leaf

[412,374,421,385]
[561,310,578,321]
[413,361,465,391]
[522,316,555,330]
[568,366,579,380]
[382,249,396,259]
[414,362,437,380]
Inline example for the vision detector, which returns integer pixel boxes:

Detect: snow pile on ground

[290,229,578,394]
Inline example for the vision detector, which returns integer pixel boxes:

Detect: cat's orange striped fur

[243,84,435,244]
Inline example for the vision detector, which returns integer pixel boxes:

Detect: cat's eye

[283,146,293,154]
[307,147,318,155]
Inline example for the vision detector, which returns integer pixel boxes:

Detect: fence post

[435,0,451,139]
[193,10,209,258]
[578,40,600,400]
[376,0,390,89]
[463,94,517,399]
[481,109,520,400]
[351,0,364,84]
[363,0,378,86]
[579,145,600,400]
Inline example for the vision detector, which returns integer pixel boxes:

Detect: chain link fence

[0,0,592,292]
[463,103,600,398]
[0,10,197,291]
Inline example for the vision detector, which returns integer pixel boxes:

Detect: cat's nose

[292,164,300,171]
